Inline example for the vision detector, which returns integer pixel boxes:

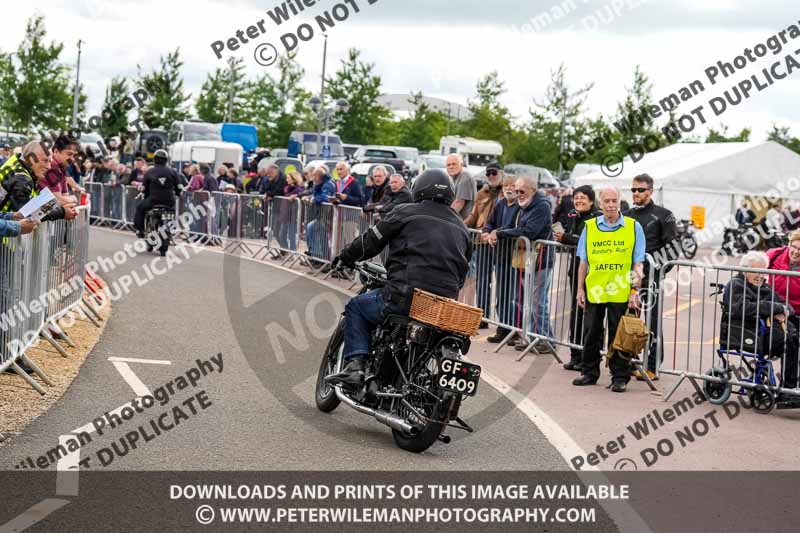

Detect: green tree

[705,124,751,143]
[326,48,390,145]
[393,92,448,151]
[136,48,191,130]
[1,15,74,132]
[512,63,594,171]
[767,124,800,155]
[98,76,129,138]
[196,57,246,124]
[612,66,664,155]
[463,71,514,156]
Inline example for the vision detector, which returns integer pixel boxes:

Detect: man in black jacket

[624,173,678,381]
[325,169,472,387]
[133,150,181,238]
[555,184,601,370]
[259,164,286,199]
[373,174,412,217]
[721,252,798,395]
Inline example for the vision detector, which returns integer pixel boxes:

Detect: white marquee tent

[574,141,800,244]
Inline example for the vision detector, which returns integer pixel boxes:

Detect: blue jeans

[343,289,385,360]
[530,267,553,338]
[306,219,328,259]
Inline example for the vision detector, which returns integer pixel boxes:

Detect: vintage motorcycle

[144,205,175,257]
[315,262,481,453]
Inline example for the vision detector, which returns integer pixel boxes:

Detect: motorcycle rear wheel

[392,361,460,453]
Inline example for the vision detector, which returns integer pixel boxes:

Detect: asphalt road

[0,228,573,471]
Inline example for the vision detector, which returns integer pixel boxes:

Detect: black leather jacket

[338,200,472,314]
[624,201,678,265]
[143,164,181,206]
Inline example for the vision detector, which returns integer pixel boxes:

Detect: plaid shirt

[39,159,69,194]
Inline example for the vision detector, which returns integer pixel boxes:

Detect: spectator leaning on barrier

[374,174,412,216]
[490,174,555,351]
[41,134,83,201]
[465,161,504,325]
[260,164,286,198]
[722,251,799,395]
[447,153,475,220]
[275,171,305,254]
[332,161,363,207]
[554,184,601,371]
[623,173,678,382]
[574,186,645,393]
[0,212,39,238]
[304,165,336,263]
[485,176,520,343]
[0,141,77,221]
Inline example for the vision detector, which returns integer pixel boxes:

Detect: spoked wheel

[703,367,732,405]
[315,319,344,413]
[392,358,456,453]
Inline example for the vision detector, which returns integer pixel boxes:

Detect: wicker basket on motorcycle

[409,289,483,337]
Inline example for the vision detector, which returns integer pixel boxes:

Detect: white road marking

[107,357,171,365]
[111,362,152,397]
[0,499,70,533]
[55,435,80,497]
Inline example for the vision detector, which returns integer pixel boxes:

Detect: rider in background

[325,169,472,387]
[133,149,181,238]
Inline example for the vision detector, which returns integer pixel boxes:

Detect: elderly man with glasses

[489,173,555,351]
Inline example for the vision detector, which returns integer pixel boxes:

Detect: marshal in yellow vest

[584,216,637,304]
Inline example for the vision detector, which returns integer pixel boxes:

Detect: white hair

[598,186,621,199]
[446,153,464,166]
[303,164,316,175]
[515,174,538,190]
[336,161,350,175]
[740,251,769,269]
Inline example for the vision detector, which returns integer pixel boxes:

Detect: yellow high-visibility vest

[584,216,637,304]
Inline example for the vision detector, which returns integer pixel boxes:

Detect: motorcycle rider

[325,169,473,387]
[133,149,181,238]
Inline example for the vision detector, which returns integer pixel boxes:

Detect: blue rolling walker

[704,283,800,414]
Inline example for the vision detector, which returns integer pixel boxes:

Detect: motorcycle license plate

[437,358,481,396]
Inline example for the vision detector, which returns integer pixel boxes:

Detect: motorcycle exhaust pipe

[334,386,419,436]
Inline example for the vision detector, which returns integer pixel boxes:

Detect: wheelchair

[703,283,800,413]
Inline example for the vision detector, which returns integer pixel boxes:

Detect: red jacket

[766,246,800,310]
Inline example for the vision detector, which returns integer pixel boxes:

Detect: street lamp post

[71,40,83,129]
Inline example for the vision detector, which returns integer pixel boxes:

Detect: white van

[168,121,244,172]
[438,136,503,177]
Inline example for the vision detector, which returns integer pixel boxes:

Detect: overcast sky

[4,0,800,142]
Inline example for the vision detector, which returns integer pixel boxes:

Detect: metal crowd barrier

[1,207,95,394]
[303,202,338,271]
[267,196,302,261]
[462,230,534,348]
[657,259,800,405]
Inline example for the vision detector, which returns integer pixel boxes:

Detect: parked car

[351,163,396,186]
[392,146,420,177]
[343,143,361,161]
[353,145,407,176]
